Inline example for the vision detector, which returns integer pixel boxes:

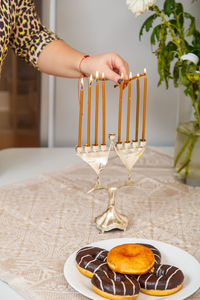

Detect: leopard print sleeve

[9,0,59,69]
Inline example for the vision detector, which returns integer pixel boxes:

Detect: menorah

[76,70,147,233]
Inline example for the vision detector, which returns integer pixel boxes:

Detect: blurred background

[0,0,199,149]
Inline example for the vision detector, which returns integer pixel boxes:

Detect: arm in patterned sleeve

[9,0,58,69]
[7,0,129,82]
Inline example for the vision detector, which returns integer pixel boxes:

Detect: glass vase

[174,121,200,186]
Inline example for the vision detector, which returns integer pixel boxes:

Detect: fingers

[111,53,130,81]
[79,52,130,84]
[103,67,123,84]
[102,53,129,84]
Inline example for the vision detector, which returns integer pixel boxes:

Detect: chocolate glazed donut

[137,264,184,296]
[92,264,140,300]
[76,246,108,278]
[140,244,161,265]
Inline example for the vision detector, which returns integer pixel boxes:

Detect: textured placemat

[0,147,199,300]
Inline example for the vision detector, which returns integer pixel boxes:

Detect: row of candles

[78,69,147,147]
[78,72,105,147]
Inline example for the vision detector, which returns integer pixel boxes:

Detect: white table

[0,146,173,300]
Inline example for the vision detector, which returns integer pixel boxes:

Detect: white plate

[64,238,200,300]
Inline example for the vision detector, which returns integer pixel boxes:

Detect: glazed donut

[107,244,155,275]
[76,246,108,278]
[91,264,140,300]
[137,264,184,296]
[140,244,161,265]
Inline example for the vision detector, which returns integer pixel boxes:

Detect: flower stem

[174,135,190,168]
[184,135,197,178]
[176,133,197,178]
[190,83,200,128]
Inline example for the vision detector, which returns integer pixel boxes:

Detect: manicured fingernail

[118,79,122,84]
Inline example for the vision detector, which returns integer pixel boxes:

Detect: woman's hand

[38,40,129,84]
[80,53,129,84]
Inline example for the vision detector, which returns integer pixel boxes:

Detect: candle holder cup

[115,140,146,186]
[76,144,110,194]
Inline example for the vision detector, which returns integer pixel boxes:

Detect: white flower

[181,53,199,65]
[126,0,156,16]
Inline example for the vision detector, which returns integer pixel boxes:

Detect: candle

[95,71,99,145]
[127,73,144,83]
[126,72,132,143]
[135,74,140,142]
[118,73,124,143]
[102,73,106,145]
[114,72,145,88]
[78,78,84,147]
[87,74,93,146]
[142,68,147,141]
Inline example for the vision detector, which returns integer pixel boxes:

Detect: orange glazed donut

[107,244,155,275]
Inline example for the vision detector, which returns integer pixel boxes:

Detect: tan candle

[102,73,106,145]
[135,74,140,142]
[126,72,132,142]
[114,72,145,88]
[95,71,99,145]
[87,74,93,146]
[78,78,84,147]
[142,68,147,141]
[118,73,124,143]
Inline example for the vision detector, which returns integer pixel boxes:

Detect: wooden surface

[0,0,41,149]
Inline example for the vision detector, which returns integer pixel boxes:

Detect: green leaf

[184,86,191,96]
[192,30,200,54]
[169,19,178,34]
[188,21,195,36]
[180,68,190,86]
[139,14,158,40]
[184,40,193,53]
[165,41,177,67]
[164,0,175,17]
[150,24,161,45]
[184,12,196,36]
[175,2,184,27]
[186,64,200,83]
[187,64,197,73]
[173,61,180,87]
[155,24,171,88]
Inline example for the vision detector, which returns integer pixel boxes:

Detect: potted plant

[126,0,200,185]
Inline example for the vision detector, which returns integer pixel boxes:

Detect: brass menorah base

[95,186,128,233]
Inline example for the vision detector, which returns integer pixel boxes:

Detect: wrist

[79,55,90,77]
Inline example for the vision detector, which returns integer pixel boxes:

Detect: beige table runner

[0,147,199,300]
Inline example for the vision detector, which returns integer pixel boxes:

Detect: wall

[41,1,51,146]
[41,0,200,147]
